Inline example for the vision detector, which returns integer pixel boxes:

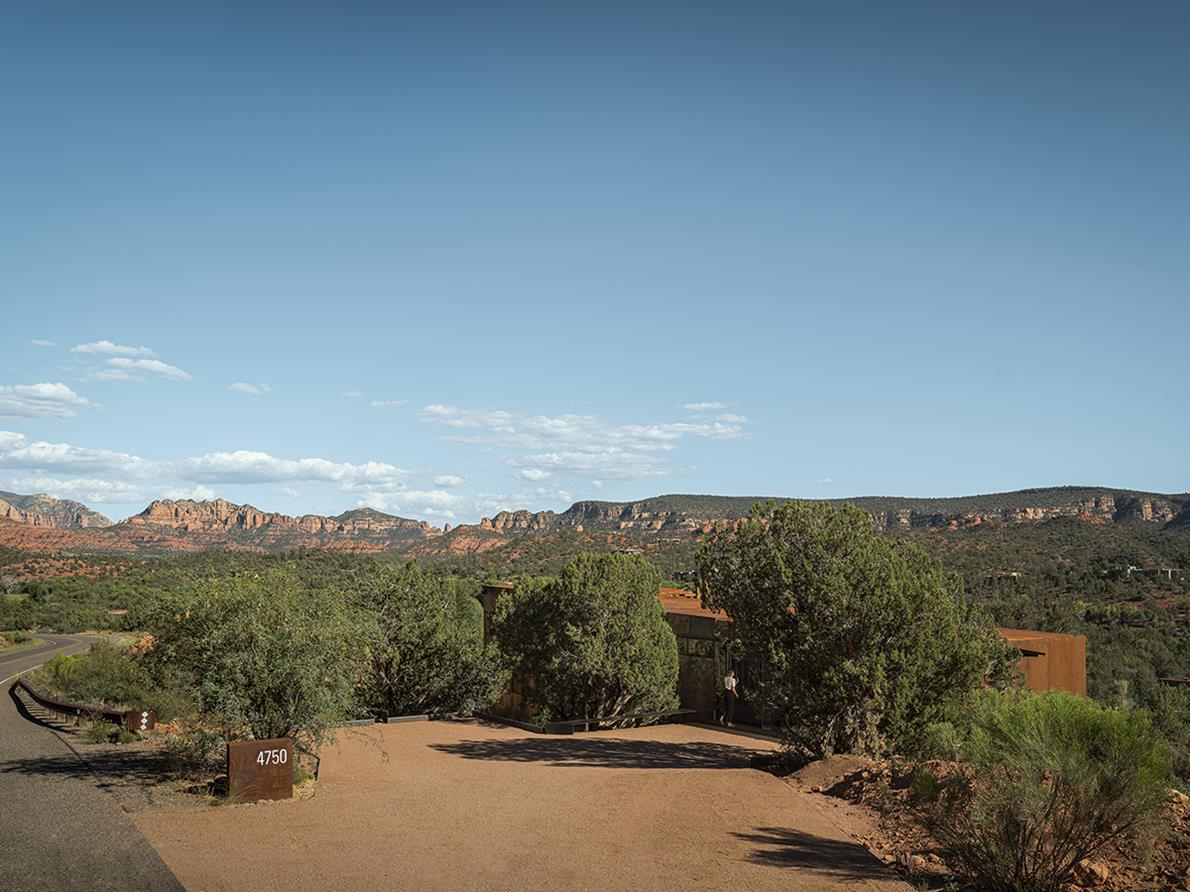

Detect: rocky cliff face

[127,499,442,542]
[0,486,1185,557]
[478,510,558,533]
[0,491,112,530]
[464,490,1188,539]
[866,495,1179,531]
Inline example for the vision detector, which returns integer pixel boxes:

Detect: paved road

[0,634,185,892]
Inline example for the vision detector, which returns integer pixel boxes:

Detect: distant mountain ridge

[467,486,1190,537]
[116,498,441,551]
[0,485,1187,556]
[0,490,112,530]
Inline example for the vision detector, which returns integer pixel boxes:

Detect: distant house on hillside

[477,583,1087,728]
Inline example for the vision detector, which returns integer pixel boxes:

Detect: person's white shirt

[724,673,737,693]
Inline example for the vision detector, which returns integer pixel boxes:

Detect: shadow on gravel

[430,737,762,769]
[735,827,890,879]
[8,683,75,732]
[5,684,173,798]
[0,747,173,792]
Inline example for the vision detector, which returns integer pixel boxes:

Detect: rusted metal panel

[227,738,295,803]
[1000,629,1086,696]
[123,709,156,732]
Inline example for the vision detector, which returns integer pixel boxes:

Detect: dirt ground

[134,719,910,892]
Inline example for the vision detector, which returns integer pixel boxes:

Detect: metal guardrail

[13,678,151,730]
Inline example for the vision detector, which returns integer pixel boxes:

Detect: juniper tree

[696,501,1015,758]
[352,562,505,718]
[493,553,679,721]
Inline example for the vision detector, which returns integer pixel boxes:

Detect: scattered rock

[1073,858,1110,886]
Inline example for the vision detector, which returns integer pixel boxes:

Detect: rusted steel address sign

[227,737,294,802]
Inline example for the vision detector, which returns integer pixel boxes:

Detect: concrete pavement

[0,634,185,892]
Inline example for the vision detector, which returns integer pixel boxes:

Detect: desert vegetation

[697,501,1018,758]
[912,690,1173,891]
[2,506,1184,887]
[492,553,679,722]
[352,562,505,718]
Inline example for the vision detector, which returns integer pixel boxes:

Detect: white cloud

[229,382,271,395]
[418,404,745,481]
[7,475,144,505]
[370,399,408,408]
[164,484,218,501]
[0,431,154,477]
[474,488,575,516]
[91,368,139,382]
[420,405,517,432]
[30,339,56,348]
[0,383,95,420]
[592,480,603,489]
[70,340,154,357]
[343,390,364,398]
[680,401,726,411]
[816,478,833,485]
[717,413,748,423]
[516,468,552,482]
[355,489,465,519]
[170,451,408,486]
[106,358,191,380]
[0,432,410,491]
[0,430,471,519]
[510,450,665,480]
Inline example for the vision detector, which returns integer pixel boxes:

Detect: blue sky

[3,2,1188,525]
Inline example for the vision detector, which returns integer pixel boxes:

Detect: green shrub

[114,728,137,745]
[32,641,188,720]
[52,641,142,707]
[163,728,225,778]
[919,721,962,761]
[352,562,506,718]
[140,569,363,748]
[913,690,1171,892]
[84,716,114,744]
[39,652,80,695]
[696,501,1017,759]
[493,553,679,721]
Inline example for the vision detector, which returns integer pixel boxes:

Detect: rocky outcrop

[463,490,1188,541]
[865,495,1180,531]
[124,498,441,549]
[0,491,112,530]
[0,518,131,552]
[478,510,557,533]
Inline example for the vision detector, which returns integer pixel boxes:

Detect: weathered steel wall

[664,613,719,724]
[1000,629,1087,696]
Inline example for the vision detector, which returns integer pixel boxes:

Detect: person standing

[722,668,739,727]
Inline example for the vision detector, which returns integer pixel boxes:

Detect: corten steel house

[478,583,1087,727]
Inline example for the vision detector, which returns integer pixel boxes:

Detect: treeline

[910,519,1190,780]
